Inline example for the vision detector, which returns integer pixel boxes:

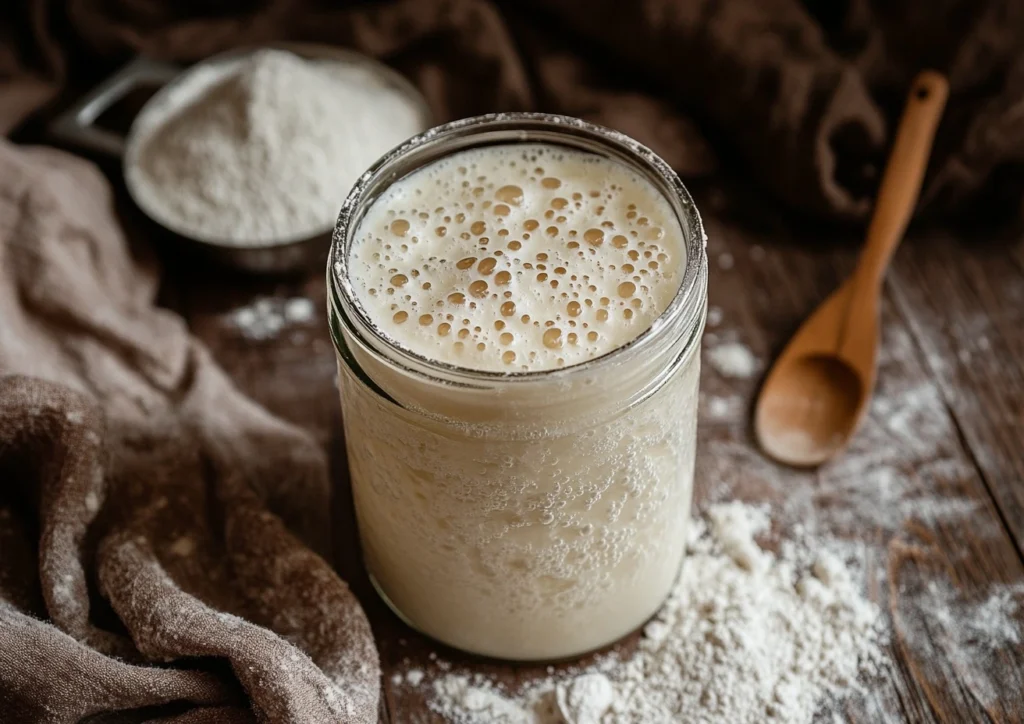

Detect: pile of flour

[129,49,425,245]
[425,502,886,723]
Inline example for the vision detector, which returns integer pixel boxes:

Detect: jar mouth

[329,113,707,385]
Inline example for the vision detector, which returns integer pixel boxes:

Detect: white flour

[918,579,1023,652]
[706,341,758,378]
[129,49,425,245]
[228,297,315,340]
[423,502,886,723]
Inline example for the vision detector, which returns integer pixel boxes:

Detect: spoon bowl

[756,354,864,466]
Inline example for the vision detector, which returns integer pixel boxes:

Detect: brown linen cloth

[0,140,379,722]
[3,0,1024,222]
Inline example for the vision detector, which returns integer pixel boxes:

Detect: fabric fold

[0,141,379,723]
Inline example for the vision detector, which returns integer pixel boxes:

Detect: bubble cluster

[348,144,685,372]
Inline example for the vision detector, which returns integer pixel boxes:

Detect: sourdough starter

[336,141,703,659]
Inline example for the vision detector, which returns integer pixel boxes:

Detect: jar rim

[329,113,707,386]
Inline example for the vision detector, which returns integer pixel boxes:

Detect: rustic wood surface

[155,178,1024,723]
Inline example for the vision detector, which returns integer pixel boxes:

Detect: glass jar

[328,114,707,661]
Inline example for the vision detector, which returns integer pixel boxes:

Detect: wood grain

[165,181,1024,723]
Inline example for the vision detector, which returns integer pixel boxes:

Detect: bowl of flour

[62,44,430,272]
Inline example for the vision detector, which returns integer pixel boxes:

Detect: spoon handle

[852,71,949,292]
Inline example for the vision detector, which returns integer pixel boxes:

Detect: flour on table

[227,297,315,340]
[918,579,1023,650]
[426,502,885,723]
[704,395,740,420]
[707,341,758,378]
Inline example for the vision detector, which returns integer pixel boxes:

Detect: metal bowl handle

[48,57,181,157]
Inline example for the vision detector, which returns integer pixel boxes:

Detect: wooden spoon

[754,71,949,467]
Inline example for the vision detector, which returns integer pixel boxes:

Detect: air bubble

[584,229,604,246]
[500,332,514,345]
[457,257,477,269]
[495,185,524,206]
[438,322,451,336]
[391,273,408,287]
[448,292,466,305]
[478,258,497,274]
[471,221,487,235]
[470,280,489,298]
[567,301,582,317]
[502,350,516,364]
[495,271,512,285]
[543,328,563,349]
[618,282,636,298]
[393,311,408,324]
[501,301,516,317]
[390,219,410,236]
[541,177,562,189]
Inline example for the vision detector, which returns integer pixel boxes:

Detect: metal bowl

[50,43,432,274]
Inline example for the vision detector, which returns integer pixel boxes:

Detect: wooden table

[161,179,1024,723]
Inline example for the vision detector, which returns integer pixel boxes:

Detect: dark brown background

[5,0,1024,224]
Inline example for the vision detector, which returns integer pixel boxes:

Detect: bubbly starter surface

[340,143,700,659]
[348,144,685,371]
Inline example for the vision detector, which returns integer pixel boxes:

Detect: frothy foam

[348,144,686,372]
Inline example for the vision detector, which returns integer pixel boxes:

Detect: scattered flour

[423,502,885,723]
[919,579,1023,651]
[228,297,316,340]
[704,395,739,420]
[706,341,758,378]
[129,49,425,245]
